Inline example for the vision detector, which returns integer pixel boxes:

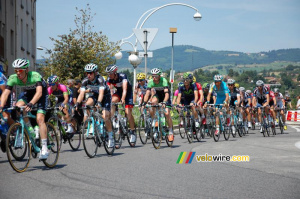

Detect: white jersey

[275,92,284,107]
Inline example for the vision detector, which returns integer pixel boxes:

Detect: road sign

[138,52,153,57]
[133,28,158,51]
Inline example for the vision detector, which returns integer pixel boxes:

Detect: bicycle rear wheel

[165,126,174,147]
[223,126,230,140]
[151,118,162,149]
[6,123,31,173]
[195,124,203,142]
[82,119,98,158]
[43,122,59,168]
[112,117,122,149]
[103,130,115,155]
[68,118,81,151]
[279,116,284,134]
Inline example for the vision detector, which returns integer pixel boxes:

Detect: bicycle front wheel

[151,118,162,149]
[103,131,115,155]
[48,117,63,151]
[195,124,203,142]
[223,126,230,141]
[43,122,59,168]
[138,115,148,145]
[82,119,98,158]
[178,116,185,139]
[6,123,31,173]
[185,117,193,143]
[68,118,81,151]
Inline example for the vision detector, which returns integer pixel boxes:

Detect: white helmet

[84,63,98,72]
[256,80,264,86]
[239,87,245,92]
[151,68,162,75]
[12,58,30,69]
[227,79,235,84]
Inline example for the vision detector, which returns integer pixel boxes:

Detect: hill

[116,45,300,72]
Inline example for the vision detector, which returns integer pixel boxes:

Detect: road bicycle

[147,104,173,149]
[137,105,151,145]
[6,106,59,173]
[111,103,136,149]
[256,106,273,137]
[81,105,114,158]
[48,107,81,151]
[275,107,285,134]
[212,104,231,142]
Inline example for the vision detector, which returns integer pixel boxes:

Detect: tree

[39,4,119,82]
[228,69,234,77]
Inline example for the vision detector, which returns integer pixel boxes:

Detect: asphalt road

[0,125,300,199]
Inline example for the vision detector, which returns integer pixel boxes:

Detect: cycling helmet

[151,68,162,75]
[178,82,184,87]
[202,83,210,90]
[235,83,240,88]
[47,75,59,85]
[193,76,196,83]
[188,73,193,80]
[105,65,118,74]
[239,87,245,92]
[227,79,235,84]
[285,94,290,98]
[137,73,146,80]
[183,72,190,79]
[84,63,98,72]
[256,80,264,86]
[274,88,279,93]
[213,75,223,82]
[12,58,30,69]
[102,75,107,81]
[147,75,152,80]
[246,90,252,94]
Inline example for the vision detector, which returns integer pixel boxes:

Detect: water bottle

[160,117,166,126]
[34,125,39,139]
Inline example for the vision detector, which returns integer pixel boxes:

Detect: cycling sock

[41,139,47,151]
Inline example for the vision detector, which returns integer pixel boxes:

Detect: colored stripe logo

[176,152,196,164]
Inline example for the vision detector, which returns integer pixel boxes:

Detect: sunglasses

[258,85,263,88]
[184,78,190,81]
[14,69,26,73]
[138,79,145,82]
[228,84,234,86]
[86,72,94,75]
[152,75,159,78]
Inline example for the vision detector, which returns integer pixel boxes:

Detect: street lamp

[128,52,142,89]
[170,27,177,102]
[37,46,53,75]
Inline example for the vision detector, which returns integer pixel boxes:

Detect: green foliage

[39,4,119,82]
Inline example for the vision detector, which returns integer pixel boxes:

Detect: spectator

[297,96,300,110]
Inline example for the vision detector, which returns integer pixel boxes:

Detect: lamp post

[128,51,142,90]
[170,27,177,102]
[37,46,53,75]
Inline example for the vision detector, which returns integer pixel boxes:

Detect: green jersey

[147,77,169,96]
[6,71,47,96]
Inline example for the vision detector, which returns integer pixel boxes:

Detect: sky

[36,0,300,59]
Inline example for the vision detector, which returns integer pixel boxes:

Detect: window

[21,19,24,50]
[26,24,29,54]
[11,30,14,55]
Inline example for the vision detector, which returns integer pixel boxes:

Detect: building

[0,0,37,76]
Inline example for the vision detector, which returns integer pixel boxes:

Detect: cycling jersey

[135,82,147,96]
[147,77,171,106]
[0,72,11,108]
[209,82,230,105]
[6,71,48,114]
[107,73,133,107]
[253,86,269,106]
[203,91,215,104]
[240,92,251,106]
[274,92,284,107]
[47,84,69,103]
[178,83,197,105]
[81,74,111,110]
[194,82,202,101]
[229,88,240,107]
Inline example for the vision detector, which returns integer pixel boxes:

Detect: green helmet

[183,72,190,79]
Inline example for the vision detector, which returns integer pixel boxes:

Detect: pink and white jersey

[47,84,69,103]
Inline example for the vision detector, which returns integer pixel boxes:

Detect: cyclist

[239,87,252,130]
[207,75,230,135]
[268,86,277,127]
[0,70,14,152]
[284,94,292,109]
[227,79,240,134]
[252,80,270,133]
[47,75,74,134]
[143,68,174,141]
[105,64,136,144]
[274,88,287,130]
[0,58,49,159]
[133,73,147,105]
[75,63,114,147]
[177,73,199,128]
[172,82,184,126]
[192,75,204,124]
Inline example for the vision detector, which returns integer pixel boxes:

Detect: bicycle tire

[6,123,31,173]
[48,117,63,151]
[165,125,174,147]
[138,115,148,145]
[151,118,162,149]
[212,126,220,142]
[113,118,122,149]
[82,119,98,158]
[185,117,193,143]
[103,129,115,155]
[223,126,230,140]
[237,125,243,137]
[68,118,81,151]
[126,128,136,147]
[195,124,203,142]
[178,116,185,139]
[43,122,59,168]
[279,116,284,134]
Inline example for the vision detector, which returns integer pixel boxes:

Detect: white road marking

[290,126,300,132]
[295,141,300,149]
